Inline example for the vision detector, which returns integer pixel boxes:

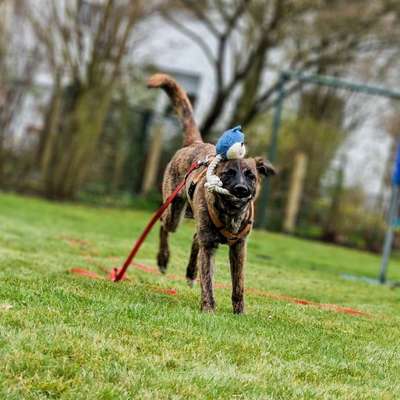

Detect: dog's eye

[225,169,236,177]
[244,170,256,181]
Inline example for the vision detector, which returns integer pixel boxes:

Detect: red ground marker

[132,262,370,317]
[70,261,370,317]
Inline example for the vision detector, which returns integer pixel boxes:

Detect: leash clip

[197,155,212,167]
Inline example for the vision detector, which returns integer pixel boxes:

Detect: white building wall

[135,15,217,124]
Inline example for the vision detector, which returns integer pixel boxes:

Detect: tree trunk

[199,91,227,139]
[322,161,345,243]
[229,47,268,127]
[37,74,62,166]
[141,123,164,196]
[41,86,112,199]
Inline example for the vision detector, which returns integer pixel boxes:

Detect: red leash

[71,160,205,282]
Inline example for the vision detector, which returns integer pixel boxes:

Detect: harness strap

[187,154,216,205]
[187,168,208,202]
[208,202,254,244]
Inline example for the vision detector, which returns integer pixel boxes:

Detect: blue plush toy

[216,125,246,160]
[205,126,246,195]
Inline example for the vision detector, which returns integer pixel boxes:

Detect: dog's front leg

[198,244,217,312]
[229,240,246,314]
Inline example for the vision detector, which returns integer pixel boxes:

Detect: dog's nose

[232,184,250,198]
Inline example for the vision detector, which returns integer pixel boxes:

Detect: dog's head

[214,157,276,211]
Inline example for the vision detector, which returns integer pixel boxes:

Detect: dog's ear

[255,157,276,177]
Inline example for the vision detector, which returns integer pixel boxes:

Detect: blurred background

[1,0,400,253]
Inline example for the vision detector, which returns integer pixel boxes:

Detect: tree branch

[109,4,141,85]
[215,0,250,90]
[181,0,221,37]
[162,11,215,65]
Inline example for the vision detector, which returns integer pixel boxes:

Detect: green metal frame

[255,70,400,229]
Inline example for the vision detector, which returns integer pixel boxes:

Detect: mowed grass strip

[0,193,399,399]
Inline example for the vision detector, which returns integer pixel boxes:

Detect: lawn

[0,193,399,399]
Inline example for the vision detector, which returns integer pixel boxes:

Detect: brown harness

[207,201,254,244]
[187,167,208,200]
[186,159,254,245]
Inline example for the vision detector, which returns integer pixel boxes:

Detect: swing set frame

[254,70,400,283]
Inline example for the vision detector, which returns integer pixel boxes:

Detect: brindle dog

[148,74,276,314]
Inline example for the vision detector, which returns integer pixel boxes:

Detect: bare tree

[0,0,38,185]
[29,0,157,199]
[162,0,391,137]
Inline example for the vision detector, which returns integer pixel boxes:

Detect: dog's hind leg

[186,233,199,287]
[157,225,170,274]
[157,196,186,274]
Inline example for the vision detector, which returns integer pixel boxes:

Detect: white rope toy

[205,126,246,196]
[205,154,231,195]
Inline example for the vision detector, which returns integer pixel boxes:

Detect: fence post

[283,152,308,233]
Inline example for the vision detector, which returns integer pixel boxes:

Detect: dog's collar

[207,201,254,244]
[187,165,208,203]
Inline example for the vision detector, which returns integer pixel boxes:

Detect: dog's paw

[233,303,245,314]
[157,251,169,273]
[186,278,196,288]
[158,266,167,275]
[201,303,216,313]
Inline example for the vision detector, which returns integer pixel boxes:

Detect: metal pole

[283,70,400,101]
[255,74,286,228]
[379,185,399,284]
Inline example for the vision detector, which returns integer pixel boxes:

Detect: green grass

[0,193,399,399]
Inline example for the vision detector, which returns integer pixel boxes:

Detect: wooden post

[141,123,164,196]
[283,152,308,233]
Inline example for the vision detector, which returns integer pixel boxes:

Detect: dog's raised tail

[147,73,202,146]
